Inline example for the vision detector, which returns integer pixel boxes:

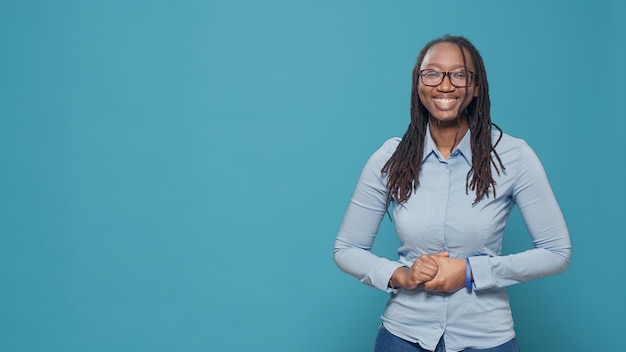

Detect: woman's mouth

[432,97,459,110]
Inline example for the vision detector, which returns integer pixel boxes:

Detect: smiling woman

[333,35,571,352]
[418,42,478,126]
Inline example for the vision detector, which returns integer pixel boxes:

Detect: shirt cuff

[368,261,407,292]
[467,256,495,290]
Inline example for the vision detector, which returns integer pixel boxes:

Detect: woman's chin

[429,114,462,125]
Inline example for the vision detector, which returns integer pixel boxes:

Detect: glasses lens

[450,71,470,87]
[421,70,443,86]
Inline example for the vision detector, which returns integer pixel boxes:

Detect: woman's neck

[429,116,469,159]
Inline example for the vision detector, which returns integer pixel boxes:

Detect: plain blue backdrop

[1,1,625,351]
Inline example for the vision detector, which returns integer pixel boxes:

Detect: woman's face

[418,42,478,124]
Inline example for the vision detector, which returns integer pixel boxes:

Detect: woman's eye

[451,71,468,79]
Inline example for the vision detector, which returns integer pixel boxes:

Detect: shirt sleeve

[469,141,572,290]
[333,139,406,291]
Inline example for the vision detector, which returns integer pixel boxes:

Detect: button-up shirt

[334,125,571,351]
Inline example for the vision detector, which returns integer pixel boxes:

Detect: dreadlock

[381,35,506,215]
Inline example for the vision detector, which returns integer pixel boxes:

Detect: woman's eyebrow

[421,63,471,70]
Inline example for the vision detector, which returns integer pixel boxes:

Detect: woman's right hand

[390,252,448,290]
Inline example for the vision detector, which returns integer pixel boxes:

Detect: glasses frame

[418,69,474,88]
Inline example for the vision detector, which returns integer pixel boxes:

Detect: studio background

[1,1,624,351]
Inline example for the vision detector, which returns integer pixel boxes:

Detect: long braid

[382,35,505,216]
[381,65,429,208]
[460,36,505,204]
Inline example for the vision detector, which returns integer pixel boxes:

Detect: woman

[333,35,571,352]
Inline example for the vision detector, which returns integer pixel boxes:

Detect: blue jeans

[374,325,520,352]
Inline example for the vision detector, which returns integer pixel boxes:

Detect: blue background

[1,1,624,351]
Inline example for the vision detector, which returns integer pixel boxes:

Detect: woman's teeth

[433,98,457,103]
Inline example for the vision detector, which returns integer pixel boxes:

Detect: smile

[433,98,458,104]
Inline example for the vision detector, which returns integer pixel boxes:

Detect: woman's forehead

[421,42,474,70]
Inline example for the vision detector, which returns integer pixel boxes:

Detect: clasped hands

[390,252,467,293]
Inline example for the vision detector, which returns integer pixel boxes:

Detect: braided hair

[381,35,505,213]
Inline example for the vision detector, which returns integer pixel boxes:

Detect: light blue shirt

[334,125,571,351]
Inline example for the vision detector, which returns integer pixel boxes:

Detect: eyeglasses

[418,69,474,88]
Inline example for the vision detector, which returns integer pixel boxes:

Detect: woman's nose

[437,73,454,91]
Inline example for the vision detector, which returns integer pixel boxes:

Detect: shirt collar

[424,123,473,166]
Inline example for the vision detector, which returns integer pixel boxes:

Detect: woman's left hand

[422,255,466,293]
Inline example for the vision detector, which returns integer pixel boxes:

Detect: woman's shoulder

[492,129,530,152]
[362,137,401,169]
[492,129,540,167]
[380,137,402,152]
[372,137,402,159]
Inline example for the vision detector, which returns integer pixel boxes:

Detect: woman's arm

[333,140,402,290]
